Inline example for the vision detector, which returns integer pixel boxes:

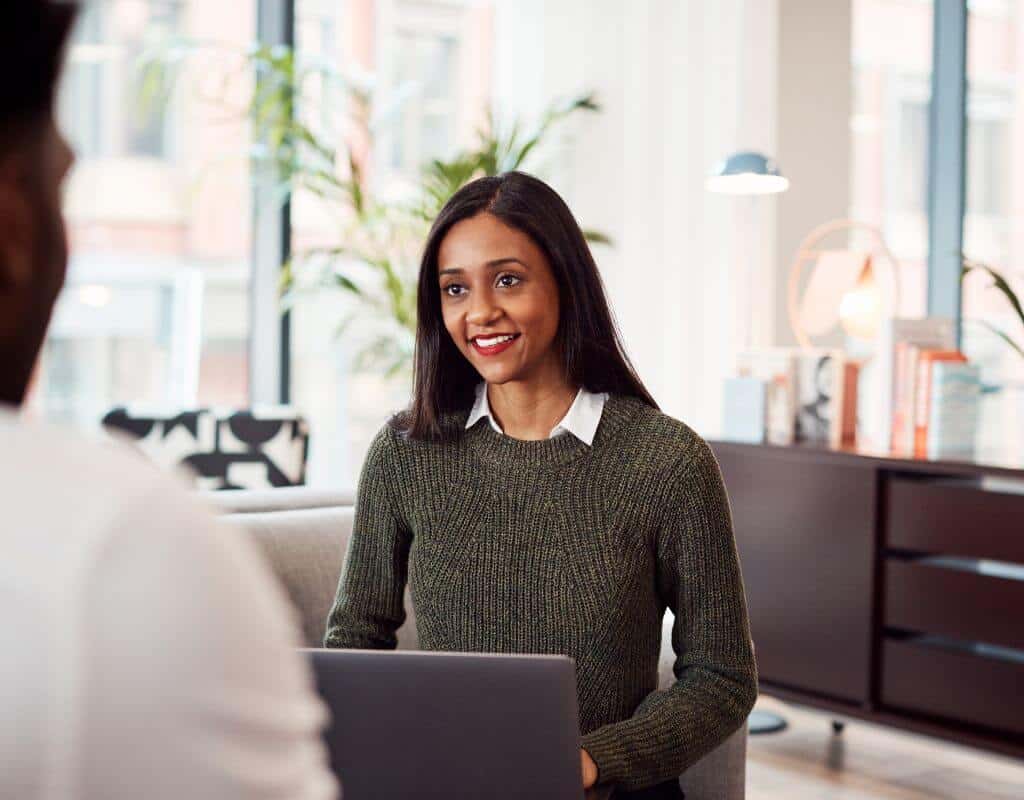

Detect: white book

[722,377,767,444]
[926,363,981,458]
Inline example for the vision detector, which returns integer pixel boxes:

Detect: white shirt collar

[465,382,607,446]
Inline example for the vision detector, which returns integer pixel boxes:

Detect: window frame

[926,0,968,342]
[251,0,296,404]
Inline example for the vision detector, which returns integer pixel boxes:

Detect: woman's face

[437,212,562,386]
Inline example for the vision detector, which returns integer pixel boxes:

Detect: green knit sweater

[324,393,758,792]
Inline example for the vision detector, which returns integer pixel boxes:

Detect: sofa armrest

[219,499,418,650]
[677,719,747,800]
[204,486,355,514]
[659,611,748,800]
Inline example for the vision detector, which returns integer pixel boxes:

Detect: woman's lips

[471,334,520,356]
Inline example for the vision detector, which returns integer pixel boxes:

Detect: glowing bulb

[839,262,881,340]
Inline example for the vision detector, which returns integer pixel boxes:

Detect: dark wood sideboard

[708,440,1024,761]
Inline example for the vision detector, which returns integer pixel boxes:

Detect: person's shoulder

[0,412,279,629]
[607,395,715,474]
[0,411,172,501]
[0,412,217,552]
[376,405,470,452]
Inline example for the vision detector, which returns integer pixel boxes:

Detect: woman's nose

[466,293,502,325]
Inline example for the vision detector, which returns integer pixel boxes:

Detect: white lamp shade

[706,151,789,195]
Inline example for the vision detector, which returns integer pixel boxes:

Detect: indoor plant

[143,40,606,383]
[962,257,1024,361]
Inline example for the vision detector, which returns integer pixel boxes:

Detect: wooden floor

[747,696,1024,799]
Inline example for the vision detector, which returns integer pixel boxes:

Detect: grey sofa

[211,488,748,800]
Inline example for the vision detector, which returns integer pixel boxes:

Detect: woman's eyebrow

[439,258,528,277]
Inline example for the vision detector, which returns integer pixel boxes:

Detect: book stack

[872,318,956,452]
[794,349,860,448]
[886,338,981,458]
[726,348,860,447]
[922,361,981,459]
[735,349,797,445]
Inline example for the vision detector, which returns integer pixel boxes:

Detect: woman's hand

[580,748,598,789]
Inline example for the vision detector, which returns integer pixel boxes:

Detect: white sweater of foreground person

[0,408,338,800]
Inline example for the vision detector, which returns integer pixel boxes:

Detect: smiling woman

[437,213,567,439]
[407,171,657,441]
[324,171,758,799]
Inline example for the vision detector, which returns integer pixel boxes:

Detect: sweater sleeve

[581,436,758,792]
[324,424,411,650]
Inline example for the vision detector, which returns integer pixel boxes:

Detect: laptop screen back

[303,649,584,800]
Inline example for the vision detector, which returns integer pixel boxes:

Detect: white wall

[492,0,780,435]
[775,0,853,346]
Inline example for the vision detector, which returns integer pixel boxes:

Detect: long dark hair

[397,171,657,441]
[0,1,78,154]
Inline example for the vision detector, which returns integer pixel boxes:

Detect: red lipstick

[471,334,520,356]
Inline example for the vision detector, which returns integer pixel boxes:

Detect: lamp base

[748,709,788,735]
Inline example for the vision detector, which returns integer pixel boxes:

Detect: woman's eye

[498,274,521,288]
[443,284,464,297]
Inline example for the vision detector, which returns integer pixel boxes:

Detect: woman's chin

[475,364,521,385]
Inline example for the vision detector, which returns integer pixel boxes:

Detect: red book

[831,359,860,448]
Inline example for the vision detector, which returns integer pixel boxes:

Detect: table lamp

[708,150,791,736]
[706,150,789,356]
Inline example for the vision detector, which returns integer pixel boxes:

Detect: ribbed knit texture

[324,393,758,792]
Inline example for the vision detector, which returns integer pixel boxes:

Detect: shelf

[885,477,1024,563]
[882,634,1024,736]
[884,559,1024,651]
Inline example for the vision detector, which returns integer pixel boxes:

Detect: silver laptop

[303,648,584,799]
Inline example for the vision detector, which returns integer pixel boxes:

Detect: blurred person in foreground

[0,3,337,798]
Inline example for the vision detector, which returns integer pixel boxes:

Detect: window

[966,114,1010,219]
[896,98,929,214]
[961,0,1024,450]
[290,0,492,487]
[388,26,459,172]
[850,0,934,318]
[31,0,257,428]
[59,0,181,162]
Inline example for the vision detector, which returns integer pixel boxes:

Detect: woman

[325,171,757,799]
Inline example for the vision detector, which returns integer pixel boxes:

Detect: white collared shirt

[465,382,608,445]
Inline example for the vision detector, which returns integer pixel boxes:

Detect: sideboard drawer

[881,638,1024,736]
[885,559,1024,651]
[886,478,1024,562]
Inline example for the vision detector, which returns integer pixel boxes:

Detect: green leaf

[333,273,363,296]
[962,257,1024,353]
[581,228,613,246]
[964,317,1024,360]
[278,259,295,294]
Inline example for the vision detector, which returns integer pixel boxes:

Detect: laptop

[303,648,585,800]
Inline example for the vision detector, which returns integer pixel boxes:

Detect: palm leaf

[963,259,1024,333]
[962,258,1024,361]
[581,229,614,246]
[962,317,1019,358]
